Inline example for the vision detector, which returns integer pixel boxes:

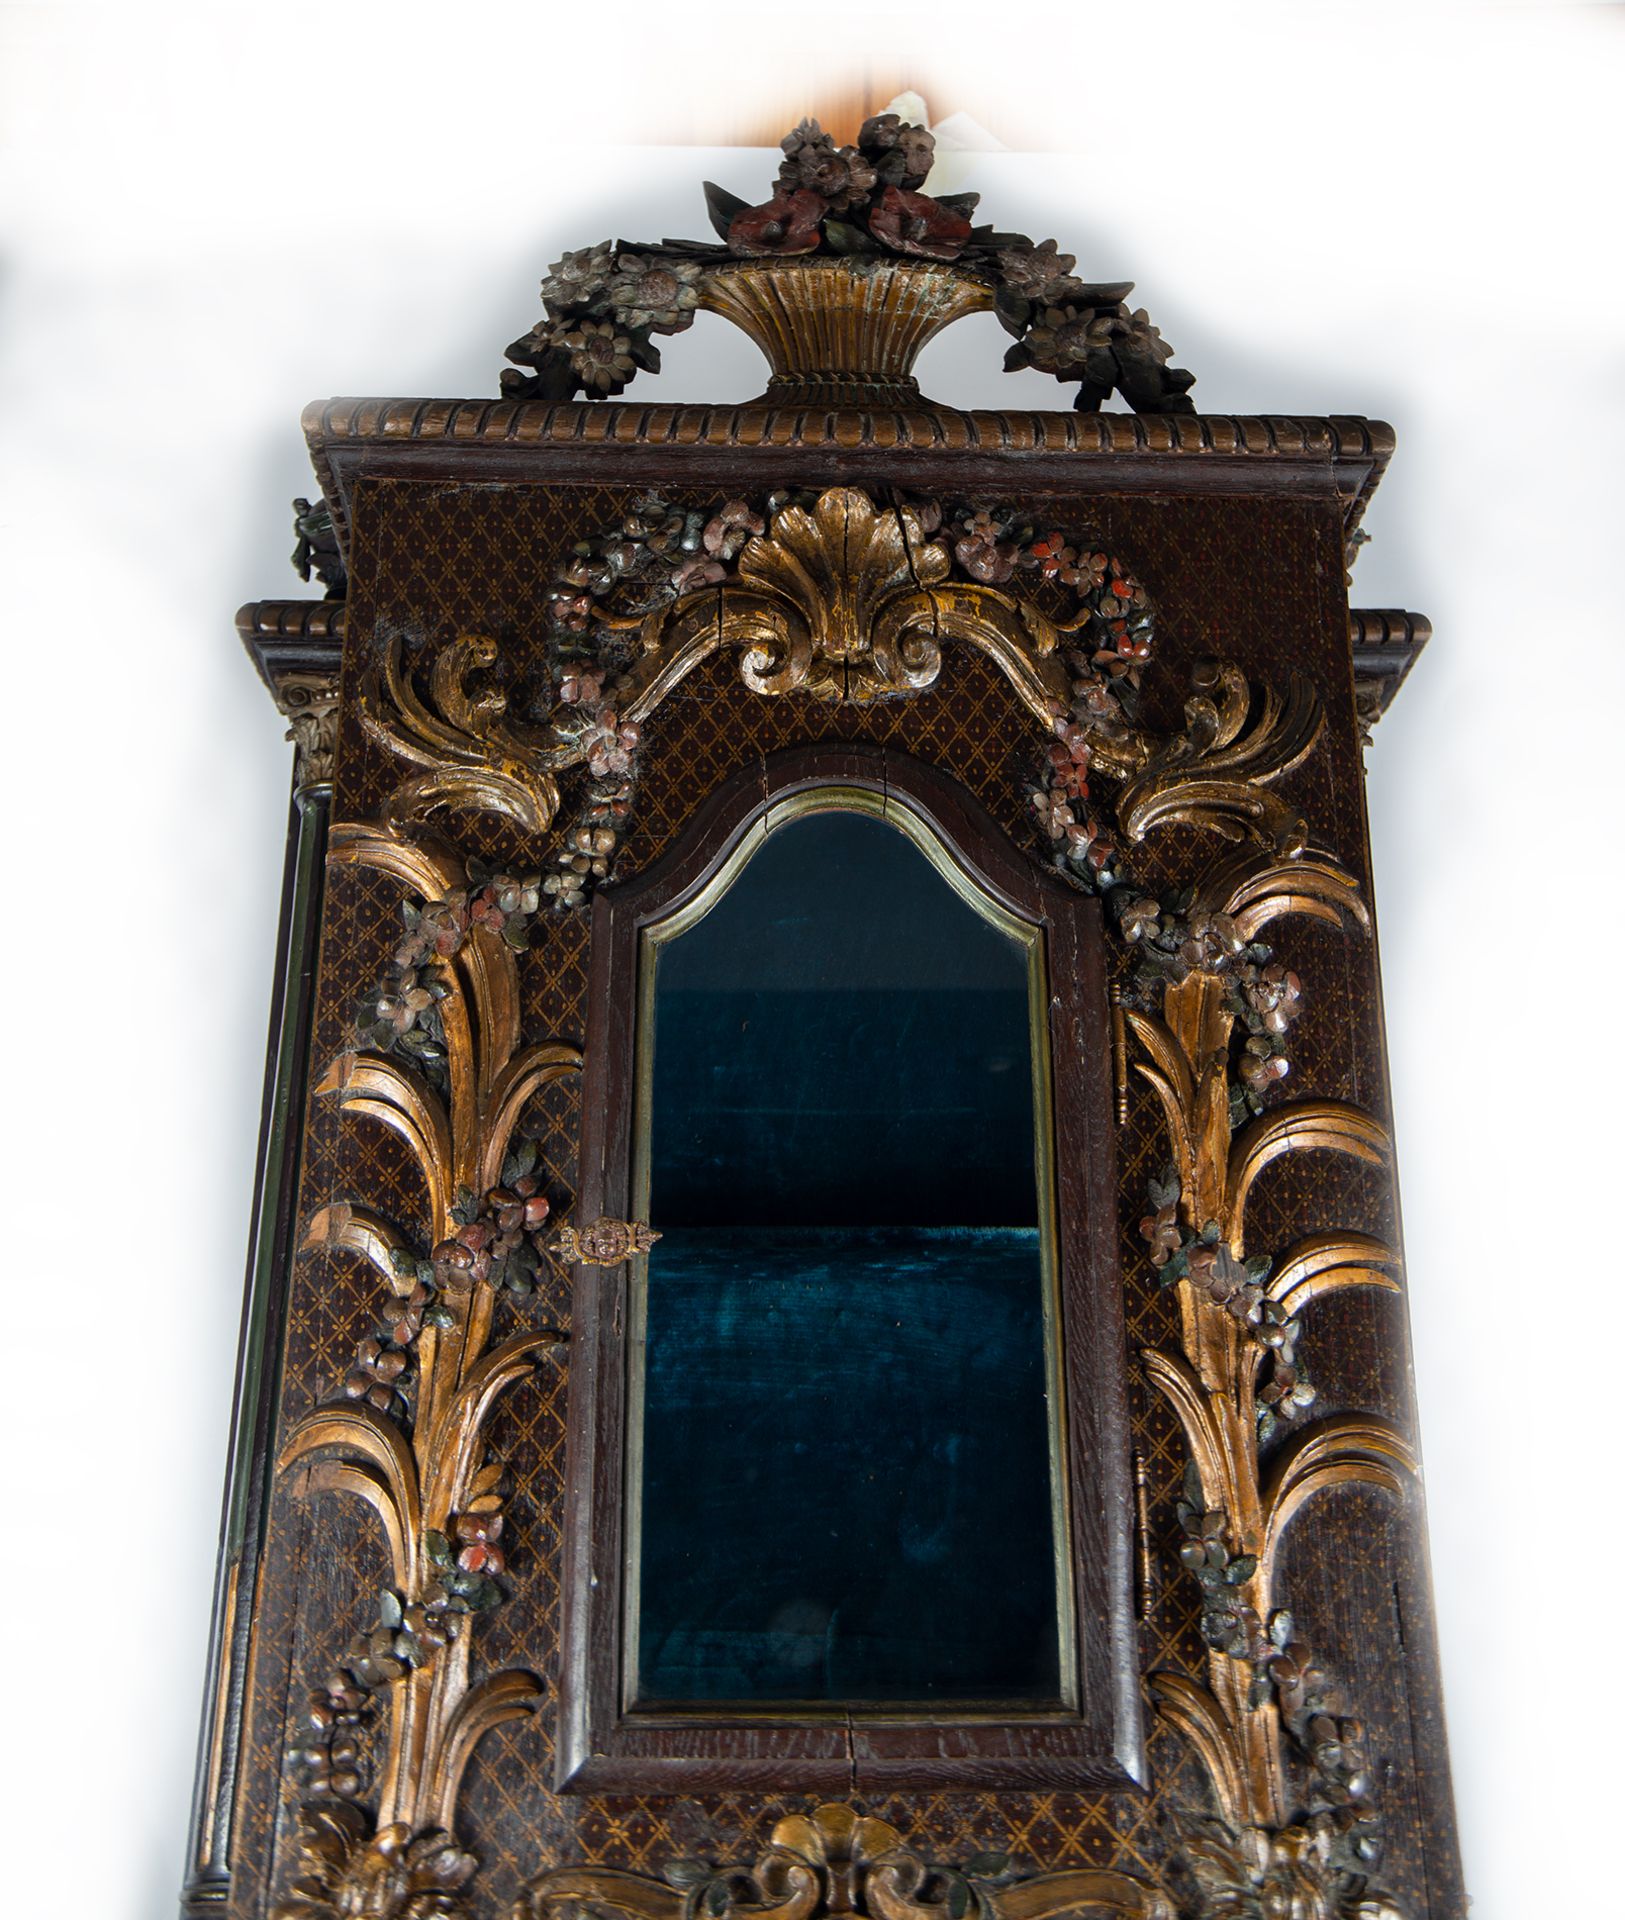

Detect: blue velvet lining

[632,813,1064,1708]
[649,988,1037,1227]
[634,1227,1062,1705]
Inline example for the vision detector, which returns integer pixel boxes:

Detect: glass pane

[630,807,1066,1707]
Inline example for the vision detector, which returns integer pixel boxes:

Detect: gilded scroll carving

[1111,662,1323,856]
[275,823,594,1920]
[1117,855,1416,1915]
[362,486,1328,920]
[358,634,563,836]
[281,484,1416,1919]
[355,486,1080,867]
[513,1803,1174,1920]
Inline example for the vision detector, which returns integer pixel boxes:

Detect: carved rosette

[277,477,1414,1920]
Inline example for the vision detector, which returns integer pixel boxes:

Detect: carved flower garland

[500,116,1194,415]
[541,492,760,906]
[302,1133,565,1808]
[546,502,1316,1098]
[534,488,1314,1114]
[306,865,599,1819]
[538,489,1145,906]
[1169,1466,1401,1918]
[505,245,704,401]
[355,859,543,1095]
[295,1534,508,1805]
[1117,904,1306,1123]
[278,1805,475,1920]
[1143,1172,1314,1440]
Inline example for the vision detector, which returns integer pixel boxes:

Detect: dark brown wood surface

[201,443,1463,1920]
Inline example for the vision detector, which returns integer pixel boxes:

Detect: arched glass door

[627,798,1071,1708]
[557,745,1139,1793]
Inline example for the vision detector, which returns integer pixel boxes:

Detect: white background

[2,3,1620,1914]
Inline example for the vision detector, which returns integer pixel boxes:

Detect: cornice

[1349,607,1431,735]
[239,598,347,701]
[301,399,1392,559]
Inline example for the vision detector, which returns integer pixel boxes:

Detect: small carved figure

[291,496,347,599]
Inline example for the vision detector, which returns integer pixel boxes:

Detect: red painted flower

[546,586,592,633]
[953,509,1018,584]
[583,708,641,777]
[1073,675,1121,720]
[703,499,765,560]
[1240,1038,1291,1094]
[1032,788,1075,839]
[857,113,936,190]
[1119,897,1162,943]
[670,554,727,595]
[1139,1203,1181,1267]
[455,1511,506,1575]
[1031,533,1083,585]
[1046,742,1088,797]
[867,187,971,261]
[727,188,828,257]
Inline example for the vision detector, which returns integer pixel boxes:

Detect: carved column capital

[274,671,341,792]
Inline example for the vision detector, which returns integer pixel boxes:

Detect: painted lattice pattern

[231,473,1451,1920]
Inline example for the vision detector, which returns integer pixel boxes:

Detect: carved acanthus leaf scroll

[602,486,1084,718]
[361,487,1331,923]
[358,633,562,835]
[287,479,1417,1919]
[514,1803,1174,1920]
[725,486,951,703]
[273,820,586,1920]
[1118,847,1417,1916]
[1113,661,1324,854]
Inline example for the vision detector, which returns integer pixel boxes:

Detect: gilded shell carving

[729,487,948,701]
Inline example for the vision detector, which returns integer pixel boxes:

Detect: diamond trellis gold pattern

[234,472,1445,1920]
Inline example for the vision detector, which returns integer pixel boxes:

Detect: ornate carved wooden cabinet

[186,124,1461,1920]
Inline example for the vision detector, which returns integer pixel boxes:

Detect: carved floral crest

[499,117,1194,416]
